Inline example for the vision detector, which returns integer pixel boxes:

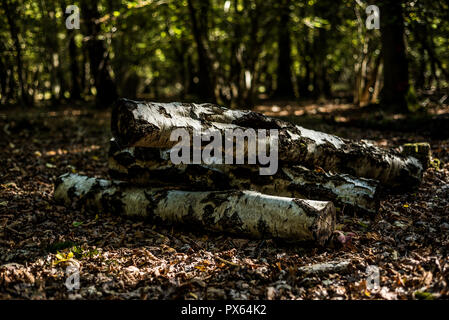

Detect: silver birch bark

[111,99,424,189]
[108,139,380,214]
[54,173,336,244]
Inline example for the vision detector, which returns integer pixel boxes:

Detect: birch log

[111,99,423,189]
[54,173,335,244]
[108,139,380,214]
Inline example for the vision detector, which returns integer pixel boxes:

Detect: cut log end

[298,199,336,246]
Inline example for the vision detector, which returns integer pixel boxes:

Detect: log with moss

[108,139,380,214]
[54,173,336,244]
[401,142,432,170]
[111,99,424,189]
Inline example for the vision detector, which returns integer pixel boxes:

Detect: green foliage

[406,86,421,112]
[71,245,100,259]
[47,240,77,253]
[72,221,83,227]
[414,291,435,300]
[52,245,100,265]
[430,158,441,171]
[0,0,447,107]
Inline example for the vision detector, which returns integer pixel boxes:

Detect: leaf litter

[0,106,448,300]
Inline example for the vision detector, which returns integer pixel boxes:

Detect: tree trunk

[108,139,380,214]
[0,52,7,103]
[310,0,335,99]
[187,0,216,102]
[379,0,409,112]
[68,33,81,100]
[111,99,424,189]
[312,28,331,99]
[2,0,29,105]
[54,173,336,244]
[359,53,382,105]
[273,0,295,99]
[229,0,243,107]
[81,0,118,107]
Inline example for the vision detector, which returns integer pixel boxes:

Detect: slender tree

[187,0,216,102]
[81,0,117,107]
[273,0,295,99]
[379,0,409,112]
[2,0,29,105]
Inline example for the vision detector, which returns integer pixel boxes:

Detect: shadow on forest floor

[255,100,449,139]
[0,101,449,299]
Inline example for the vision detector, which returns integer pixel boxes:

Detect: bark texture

[54,173,336,244]
[111,99,424,189]
[108,139,380,214]
[401,143,431,170]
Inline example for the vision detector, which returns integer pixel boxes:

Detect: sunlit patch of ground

[254,101,355,117]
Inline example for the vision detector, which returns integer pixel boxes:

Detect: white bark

[108,139,380,214]
[298,260,351,276]
[111,99,424,189]
[54,173,335,243]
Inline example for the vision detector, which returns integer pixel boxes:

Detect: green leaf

[47,241,76,253]
[53,251,75,265]
[415,291,434,300]
[55,252,65,260]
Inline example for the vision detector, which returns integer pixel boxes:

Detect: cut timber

[111,99,424,189]
[54,173,336,244]
[298,260,351,276]
[401,142,432,170]
[108,139,380,214]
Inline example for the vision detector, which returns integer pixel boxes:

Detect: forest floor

[0,101,449,300]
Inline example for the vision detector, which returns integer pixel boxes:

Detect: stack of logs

[54,99,428,245]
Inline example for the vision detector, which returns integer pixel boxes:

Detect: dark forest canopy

[0,0,448,111]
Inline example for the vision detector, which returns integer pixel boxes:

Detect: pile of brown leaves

[0,105,448,300]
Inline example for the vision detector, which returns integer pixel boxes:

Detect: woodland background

[1,0,448,111]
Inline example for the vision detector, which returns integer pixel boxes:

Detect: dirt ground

[1,102,448,300]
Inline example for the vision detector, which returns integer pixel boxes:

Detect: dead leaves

[1,107,449,300]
